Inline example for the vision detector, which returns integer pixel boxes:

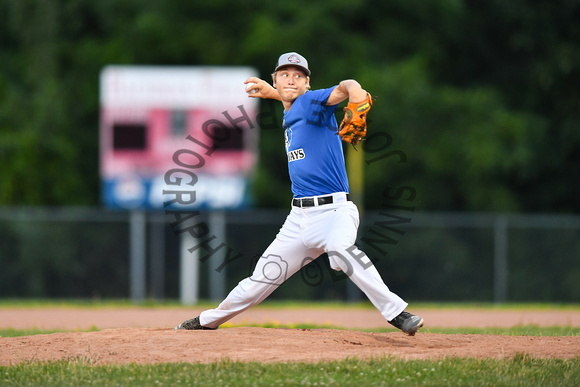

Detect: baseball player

[176,52,424,335]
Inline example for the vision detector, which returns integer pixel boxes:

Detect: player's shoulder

[299,86,337,105]
[307,86,337,97]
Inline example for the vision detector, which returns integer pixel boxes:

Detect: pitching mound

[1,308,579,365]
[2,327,579,365]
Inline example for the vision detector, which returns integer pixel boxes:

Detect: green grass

[418,325,580,336]
[0,326,99,338]
[1,355,578,386]
[2,324,579,338]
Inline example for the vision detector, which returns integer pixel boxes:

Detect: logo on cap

[287,55,301,64]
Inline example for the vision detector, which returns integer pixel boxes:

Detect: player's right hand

[244,78,279,100]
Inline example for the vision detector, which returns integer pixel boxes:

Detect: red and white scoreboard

[100,66,260,210]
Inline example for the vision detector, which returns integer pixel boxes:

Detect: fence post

[208,211,226,301]
[180,234,199,305]
[129,210,147,303]
[149,214,165,300]
[494,215,508,303]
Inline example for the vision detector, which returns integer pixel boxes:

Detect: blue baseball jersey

[282,86,349,198]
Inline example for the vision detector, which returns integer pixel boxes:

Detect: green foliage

[360,55,545,211]
[0,0,578,212]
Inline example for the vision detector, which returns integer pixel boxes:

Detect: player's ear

[305,76,310,89]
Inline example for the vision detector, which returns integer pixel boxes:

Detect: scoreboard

[99,66,260,210]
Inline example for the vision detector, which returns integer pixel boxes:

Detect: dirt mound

[1,307,579,365]
[2,327,579,365]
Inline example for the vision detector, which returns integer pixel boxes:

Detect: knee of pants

[236,277,279,304]
[328,254,347,272]
[250,255,290,287]
[325,237,355,256]
[327,244,371,274]
[326,245,357,273]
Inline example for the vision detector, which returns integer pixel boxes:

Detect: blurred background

[1,0,579,303]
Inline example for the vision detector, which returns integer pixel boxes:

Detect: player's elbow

[339,79,361,91]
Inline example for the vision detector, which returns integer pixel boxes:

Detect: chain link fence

[1,207,579,303]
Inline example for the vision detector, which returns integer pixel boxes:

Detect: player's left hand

[338,93,375,147]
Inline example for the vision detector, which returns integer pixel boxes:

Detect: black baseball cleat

[388,311,424,336]
[174,316,217,330]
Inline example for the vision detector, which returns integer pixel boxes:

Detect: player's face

[274,67,310,102]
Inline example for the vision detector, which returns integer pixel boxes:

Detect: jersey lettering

[287,148,305,162]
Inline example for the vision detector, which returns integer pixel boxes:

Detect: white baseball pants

[199,193,408,328]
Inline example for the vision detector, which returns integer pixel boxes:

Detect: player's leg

[307,203,423,334]
[198,250,305,328]
[182,209,321,329]
[327,244,412,323]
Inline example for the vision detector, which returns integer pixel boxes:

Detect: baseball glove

[338,93,375,147]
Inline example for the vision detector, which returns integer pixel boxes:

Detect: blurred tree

[360,56,544,212]
[428,0,580,212]
[0,0,578,213]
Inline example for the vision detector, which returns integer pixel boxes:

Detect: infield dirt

[1,307,579,365]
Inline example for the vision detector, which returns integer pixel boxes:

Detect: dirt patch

[1,308,579,365]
